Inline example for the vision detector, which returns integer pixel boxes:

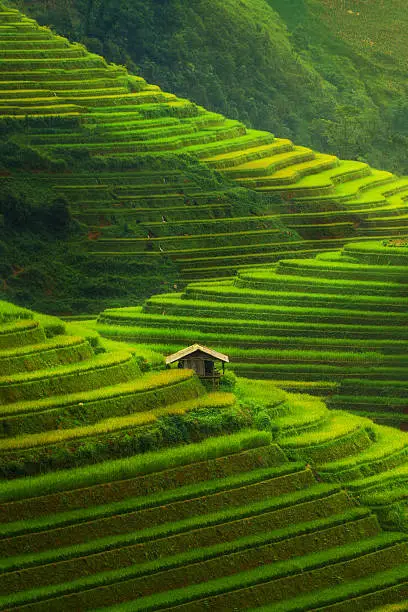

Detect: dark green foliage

[11,0,408,173]
[0,175,179,314]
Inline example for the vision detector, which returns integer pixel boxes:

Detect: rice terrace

[1,0,408,610]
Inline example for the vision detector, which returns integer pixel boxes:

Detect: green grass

[0,392,234,451]
[0,430,271,503]
[1,7,408,609]
[0,336,93,376]
[0,484,342,574]
[252,563,408,611]
[91,534,408,612]
[319,425,408,482]
[0,509,375,610]
[0,367,196,418]
[272,394,328,433]
[279,412,369,448]
[0,462,306,540]
[0,350,141,404]
[0,300,32,322]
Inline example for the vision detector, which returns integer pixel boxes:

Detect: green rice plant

[32,314,64,337]
[0,56,107,71]
[143,293,408,326]
[0,40,70,50]
[329,395,408,414]
[281,417,373,465]
[227,362,408,383]
[0,393,239,477]
[276,258,408,283]
[340,379,408,396]
[0,462,307,542]
[350,414,408,429]
[175,247,335,270]
[280,412,371,448]
[0,393,234,452]
[0,429,272,503]
[183,283,408,312]
[261,380,338,395]
[0,67,126,82]
[0,368,196,418]
[0,473,317,584]
[270,154,339,182]
[0,48,85,59]
[88,534,408,612]
[226,347,387,365]
[96,337,165,370]
[0,336,93,376]
[98,308,408,352]
[97,317,408,349]
[0,443,283,525]
[235,378,287,409]
[0,320,38,337]
[372,605,408,612]
[0,484,342,574]
[349,464,408,495]
[344,240,408,266]
[87,230,285,253]
[0,510,377,609]
[0,320,45,350]
[252,563,408,611]
[0,351,141,404]
[203,139,293,168]
[183,129,274,157]
[272,394,329,435]
[237,268,408,297]
[0,301,32,322]
[223,146,315,178]
[0,371,203,437]
[360,486,408,509]
[319,425,408,482]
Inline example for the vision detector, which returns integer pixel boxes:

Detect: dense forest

[11,0,408,174]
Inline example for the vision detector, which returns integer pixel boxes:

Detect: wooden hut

[165,344,229,388]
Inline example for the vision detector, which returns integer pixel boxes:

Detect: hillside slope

[10,0,408,174]
[0,2,407,314]
[97,240,408,428]
[2,300,408,609]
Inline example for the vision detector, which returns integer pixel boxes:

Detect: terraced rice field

[0,299,220,477]
[1,5,408,284]
[97,240,408,428]
[3,4,408,608]
[3,303,408,610]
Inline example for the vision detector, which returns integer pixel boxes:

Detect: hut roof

[165,343,230,365]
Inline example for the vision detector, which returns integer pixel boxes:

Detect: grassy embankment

[1,297,408,608]
[97,240,408,427]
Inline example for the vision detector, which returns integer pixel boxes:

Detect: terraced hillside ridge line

[0,299,220,476]
[4,297,408,609]
[1,6,408,298]
[96,239,408,426]
[4,382,408,611]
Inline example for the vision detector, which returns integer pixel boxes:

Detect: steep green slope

[2,304,408,610]
[97,239,408,427]
[1,2,408,313]
[11,0,408,174]
[0,299,234,477]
